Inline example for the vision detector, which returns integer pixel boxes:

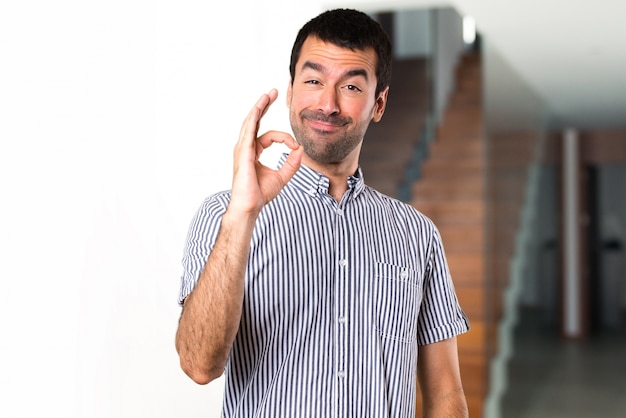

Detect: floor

[500,309,626,418]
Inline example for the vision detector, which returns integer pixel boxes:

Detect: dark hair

[289,8,392,97]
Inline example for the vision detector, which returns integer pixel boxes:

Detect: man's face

[287,36,388,165]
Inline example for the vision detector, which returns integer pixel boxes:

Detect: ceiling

[455,0,626,130]
[358,0,626,129]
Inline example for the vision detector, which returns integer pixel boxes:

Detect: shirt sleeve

[416,223,470,345]
[177,192,230,305]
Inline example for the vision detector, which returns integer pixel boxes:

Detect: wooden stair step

[446,252,485,286]
[413,200,484,225]
[437,128,483,141]
[459,351,487,396]
[413,180,483,199]
[428,138,483,153]
[366,179,398,197]
[420,163,484,179]
[437,225,484,252]
[360,140,418,157]
[455,285,485,318]
[457,318,486,353]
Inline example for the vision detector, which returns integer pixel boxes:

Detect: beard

[289,108,371,164]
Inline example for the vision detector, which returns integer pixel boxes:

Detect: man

[176,8,470,417]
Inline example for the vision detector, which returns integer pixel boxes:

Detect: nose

[316,87,340,115]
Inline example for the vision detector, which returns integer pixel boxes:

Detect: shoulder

[363,185,436,229]
[198,190,232,213]
[188,190,232,227]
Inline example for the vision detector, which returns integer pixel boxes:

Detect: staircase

[410,51,488,417]
[360,52,492,417]
[360,57,430,198]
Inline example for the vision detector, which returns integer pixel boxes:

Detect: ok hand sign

[229,89,303,217]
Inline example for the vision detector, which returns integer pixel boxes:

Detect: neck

[301,154,358,202]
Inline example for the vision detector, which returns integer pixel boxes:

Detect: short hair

[289,8,392,97]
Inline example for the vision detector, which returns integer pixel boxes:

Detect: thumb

[277,146,303,184]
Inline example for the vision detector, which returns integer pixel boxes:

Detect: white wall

[0,1,314,417]
[0,1,451,416]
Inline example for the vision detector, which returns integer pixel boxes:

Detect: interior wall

[1,1,320,417]
[433,7,466,124]
[394,9,432,58]
[518,165,559,311]
[581,134,626,328]
[597,164,626,313]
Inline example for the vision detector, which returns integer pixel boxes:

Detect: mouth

[303,113,349,134]
[307,119,342,133]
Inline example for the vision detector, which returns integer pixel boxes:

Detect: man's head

[289,9,392,97]
[286,9,392,169]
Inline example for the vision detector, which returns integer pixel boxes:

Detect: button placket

[334,199,349,412]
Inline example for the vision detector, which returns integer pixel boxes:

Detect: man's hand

[230,88,303,216]
[176,89,302,384]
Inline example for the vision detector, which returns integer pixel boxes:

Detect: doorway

[587,164,626,335]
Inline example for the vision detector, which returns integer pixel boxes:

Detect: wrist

[222,203,260,230]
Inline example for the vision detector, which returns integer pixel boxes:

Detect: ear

[371,86,389,123]
[286,79,293,107]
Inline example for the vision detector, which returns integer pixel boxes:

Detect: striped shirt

[179,155,469,418]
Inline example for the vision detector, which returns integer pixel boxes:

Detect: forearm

[175,209,257,384]
[420,387,468,418]
[418,338,468,417]
[175,88,301,384]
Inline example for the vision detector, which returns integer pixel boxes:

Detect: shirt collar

[277,153,366,199]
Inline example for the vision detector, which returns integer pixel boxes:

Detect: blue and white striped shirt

[179,155,469,418]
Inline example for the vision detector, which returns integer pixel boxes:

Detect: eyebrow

[301,60,369,81]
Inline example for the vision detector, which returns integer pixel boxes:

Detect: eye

[344,84,362,93]
[305,79,321,85]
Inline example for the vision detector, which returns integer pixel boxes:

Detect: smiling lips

[302,111,350,133]
[308,119,341,133]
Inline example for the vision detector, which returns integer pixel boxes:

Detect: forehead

[296,36,378,78]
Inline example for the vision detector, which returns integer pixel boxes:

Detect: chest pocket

[372,262,422,343]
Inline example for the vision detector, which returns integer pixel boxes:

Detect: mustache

[301,110,350,126]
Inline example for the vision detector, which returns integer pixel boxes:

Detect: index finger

[237,89,279,150]
[258,88,279,120]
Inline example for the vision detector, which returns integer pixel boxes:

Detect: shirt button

[308,187,317,195]
[338,316,347,324]
[337,371,346,379]
[400,270,409,279]
[336,208,343,216]
[339,259,348,267]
